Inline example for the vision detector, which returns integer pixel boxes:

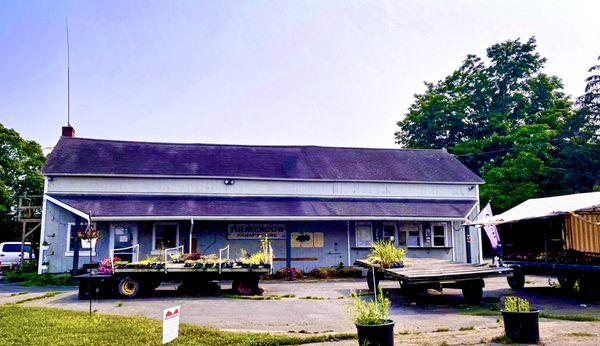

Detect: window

[407,231,421,247]
[152,223,179,252]
[355,222,374,247]
[1,244,31,253]
[66,223,96,256]
[400,222,421,247]
[433,223,446,247]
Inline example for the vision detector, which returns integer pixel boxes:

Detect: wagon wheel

[557,274,576,292]
[232,278,260,295]
[117,277,142,298]
[366,269,380,291]
[507,269,525,290]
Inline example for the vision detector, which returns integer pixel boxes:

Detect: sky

[0,1,599,151]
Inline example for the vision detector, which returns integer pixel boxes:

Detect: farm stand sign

[162,305,180,344]
[227,224,286,239]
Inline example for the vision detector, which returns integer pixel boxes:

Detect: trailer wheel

[507,269,525,290]
[462,280,484,305]
[578,276,599,298]
[557,274,576,292]
[117,277,142,298]
[232,278,260,295]
[366,270,380,291]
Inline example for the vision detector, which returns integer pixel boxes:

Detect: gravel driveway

[2,275,599,345]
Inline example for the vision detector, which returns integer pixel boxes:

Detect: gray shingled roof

[42,137,483,183]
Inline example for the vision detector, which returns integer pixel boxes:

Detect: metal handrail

[110,244,139,270]
[164,245,185,270]
[219,245,230,274]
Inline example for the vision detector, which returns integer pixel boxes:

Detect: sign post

[162,305,180,344]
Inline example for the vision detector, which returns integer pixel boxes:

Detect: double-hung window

[355,222,374,248]
[432,223,447,247]
[66,222,97,256]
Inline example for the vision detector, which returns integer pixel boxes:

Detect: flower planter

[80,238,97,249]
[501,310,540,344]
[355,320,395,346]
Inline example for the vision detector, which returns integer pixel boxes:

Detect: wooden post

[71,217,81,277]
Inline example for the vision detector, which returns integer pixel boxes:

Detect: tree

[0,124,45,241]
[395,37,598,211]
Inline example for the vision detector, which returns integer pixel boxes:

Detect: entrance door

[382,222,399,246]
[110,223,139,261]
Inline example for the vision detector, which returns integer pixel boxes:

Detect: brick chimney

[62,125,75,137]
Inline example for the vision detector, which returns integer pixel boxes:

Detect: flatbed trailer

[504,260,600,295]
[76,263,271,299]
[355,258,512,304]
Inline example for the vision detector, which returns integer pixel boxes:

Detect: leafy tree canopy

[0,124,45,230]
[395,37,599,211]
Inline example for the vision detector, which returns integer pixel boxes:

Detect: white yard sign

[162,305,180,344]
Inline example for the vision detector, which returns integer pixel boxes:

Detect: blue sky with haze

[1,1,598,150]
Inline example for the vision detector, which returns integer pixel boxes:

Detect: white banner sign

[162,305,180,344]
[227,224,286,239]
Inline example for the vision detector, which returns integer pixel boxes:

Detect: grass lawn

[0,305,355,345]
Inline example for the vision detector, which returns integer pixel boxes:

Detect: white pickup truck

[0,242,34,267]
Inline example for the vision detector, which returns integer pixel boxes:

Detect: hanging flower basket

[80,238,97,249]
[78,227,100,249]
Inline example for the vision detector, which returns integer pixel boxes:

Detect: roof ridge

[59,136,448,152]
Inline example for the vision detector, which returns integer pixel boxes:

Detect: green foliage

[351,287,391,325]
[0,124,45,240]
[0,305,357,345]
[3,271,74,286]
[395,37,600,211]
[502,296,530,312]
[307,266,363,279]
[367,241,406,268]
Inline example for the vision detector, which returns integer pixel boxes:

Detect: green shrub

[367,241,406,268]
[351,287,391,325]
[307,266,363,279]
[4,271,74,286]
[502,296,530,312]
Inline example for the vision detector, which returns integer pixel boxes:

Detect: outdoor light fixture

[223,179,235,186]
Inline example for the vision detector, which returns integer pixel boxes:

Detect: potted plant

[77,227,100,249]
[501,296,540,344]
[352,287,394,346]
[367,241,406,269]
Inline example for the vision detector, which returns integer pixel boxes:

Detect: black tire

[557,274,576,292]
[507,269,525,290]
[232,277,260,295]
[366,270,380,291]
[462,280,484,305]
[578,276,599,298]
[117,277,142,298]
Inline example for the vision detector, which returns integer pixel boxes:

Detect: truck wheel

[117,277,142,298]
[507,270,525,290]
[578,276,599,298]
[366,270,380,291]
[557,274,576,292]
[462,280,484,305]
[232,278,260,295]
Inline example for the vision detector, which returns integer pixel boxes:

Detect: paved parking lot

[1,275,599,345]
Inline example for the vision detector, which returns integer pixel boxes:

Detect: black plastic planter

[355,320,395,346]
[501,310,540,344]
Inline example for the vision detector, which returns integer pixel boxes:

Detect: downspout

[37,178,48,274]
[189,219,194,253]
[346,221,351,266]
[451,222,456,261]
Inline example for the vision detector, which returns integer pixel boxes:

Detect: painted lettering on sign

[227,224,286,239]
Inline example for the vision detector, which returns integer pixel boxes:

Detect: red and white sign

[162,305,180,344]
